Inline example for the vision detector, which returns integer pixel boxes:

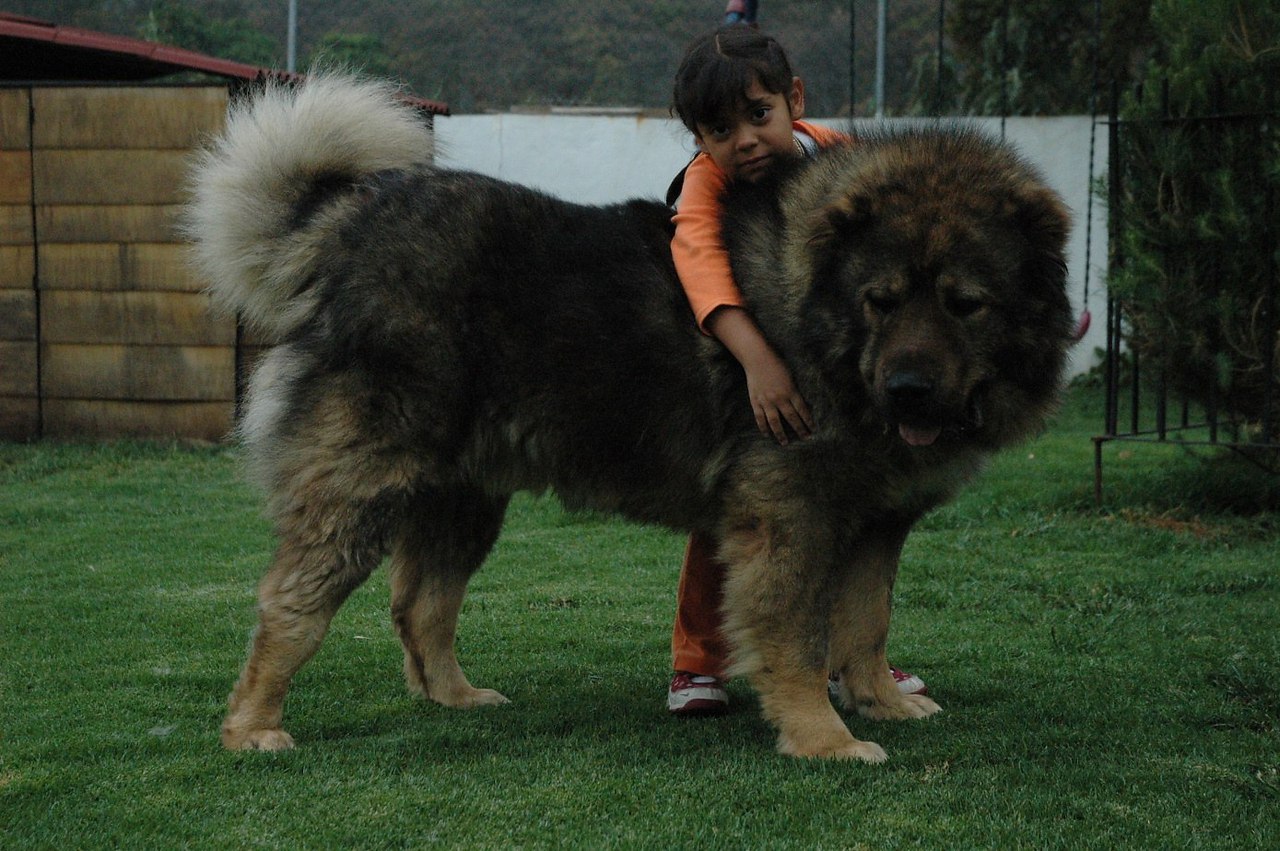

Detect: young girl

[666,27,927,714]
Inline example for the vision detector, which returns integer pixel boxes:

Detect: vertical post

[26,86,42,439]
[1081,0,1102,328]
[999,0,1009,137]
[1130,344,1140,435]
[287,0,298,73]
[1156,367,1167,439]
[849,0,856,116]
[934,0,946,116]
[1093,437,1105,505]
[875,0,886,118]
[1105,80,1122,437]
[1201,76,1222,444]
[1260,76,1277,444]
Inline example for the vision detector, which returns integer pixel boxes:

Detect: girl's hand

[705,306,816,445]
[744,349,815,445]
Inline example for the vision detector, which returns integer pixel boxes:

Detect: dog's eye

[946,294,986,318]
[865,291,898,314]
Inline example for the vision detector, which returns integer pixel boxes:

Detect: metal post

[849,0,856,115]
[1105,80,1122,438]
[1093,437,1105,505]
[1261,77,1277,443]
[935,0,946,115]
[287,0,298,73]
[875,0,886,119]
[999,0,1009,137]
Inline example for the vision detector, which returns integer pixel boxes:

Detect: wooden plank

[42,343,234,402]
[0,288,37,339]
[0,89,31,150]
[130,243,202,293]
[38,243,203,292]
[0,151,31,204]
[37,243,120,290]
[34,150,195,205]
[0,397,39,441]
[0,247,35,288]
[37,204,182,243]
[0,341,37,395]
[0,205,33,245]
[40,290,234,346]
[33,87,228,150]
[42,398,233,442]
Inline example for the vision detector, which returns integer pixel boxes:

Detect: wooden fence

[1,84,239,441]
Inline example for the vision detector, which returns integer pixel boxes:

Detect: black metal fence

[1093,80,1280,503]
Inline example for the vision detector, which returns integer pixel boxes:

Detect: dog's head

[791,129,1075,450]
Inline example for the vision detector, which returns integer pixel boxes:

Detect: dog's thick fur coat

[187,75,1074,761]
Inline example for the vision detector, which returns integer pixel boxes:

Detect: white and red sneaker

[828,667,929,697]
[668,671,729,715]
[890,666,928,696]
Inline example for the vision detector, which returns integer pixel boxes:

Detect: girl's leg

[671,531,730,677]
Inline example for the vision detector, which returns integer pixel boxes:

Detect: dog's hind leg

[827,521,941,721]
[222,533,379,751]
[390,488,511,709]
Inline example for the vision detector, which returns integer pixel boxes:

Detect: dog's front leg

[717,510,887,763]
[827,519,942,721]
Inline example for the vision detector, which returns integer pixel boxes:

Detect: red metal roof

[0,13,449,115]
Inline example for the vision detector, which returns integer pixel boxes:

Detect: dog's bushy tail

[185,73,434,338]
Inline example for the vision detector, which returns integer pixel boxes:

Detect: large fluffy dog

[187,75,1073,761]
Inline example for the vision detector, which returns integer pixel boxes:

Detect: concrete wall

[435,113,1107,376]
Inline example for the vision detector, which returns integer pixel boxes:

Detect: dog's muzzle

[883,372,983,447]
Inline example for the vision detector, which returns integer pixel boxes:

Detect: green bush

[1111,0,1279,434]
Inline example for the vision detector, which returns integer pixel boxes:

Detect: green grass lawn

[1,387,1277,848]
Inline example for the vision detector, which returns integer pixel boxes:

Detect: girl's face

[694,77,806,182]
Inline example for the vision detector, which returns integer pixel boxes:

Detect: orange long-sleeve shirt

[671,120,848,332]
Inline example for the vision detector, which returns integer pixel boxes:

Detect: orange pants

[670,530,729,678]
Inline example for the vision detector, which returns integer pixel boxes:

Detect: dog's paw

[815,738,888,763]
[458,686,510,708]
[832,739,889,763]
[222,727,296,751]
[434,686,510,709]
[856,692,942,721]
[779,733,888,763]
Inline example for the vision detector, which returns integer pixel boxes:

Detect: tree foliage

[140,0,279,67]
[919,0,1155,115]
[1111,0,1280,432]
[306,33,393,77]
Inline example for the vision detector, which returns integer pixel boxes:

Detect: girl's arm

[671,160,746,332]
[672,155,815,444]
[706,306,815,445]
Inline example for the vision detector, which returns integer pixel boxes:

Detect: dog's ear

[1006,183,1070,262]
[1007,183,1073,334]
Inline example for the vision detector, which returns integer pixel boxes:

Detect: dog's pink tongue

[899,424,942,447]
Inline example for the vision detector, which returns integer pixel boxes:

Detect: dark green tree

[914,0,1155,115]
[306,32,394,77]
[140,0,280,66]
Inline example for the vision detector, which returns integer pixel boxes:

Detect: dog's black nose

[885,372,935,403]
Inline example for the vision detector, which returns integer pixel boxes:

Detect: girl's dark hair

[671,27,795,135]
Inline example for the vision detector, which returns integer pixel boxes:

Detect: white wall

[435,113,1107,375]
